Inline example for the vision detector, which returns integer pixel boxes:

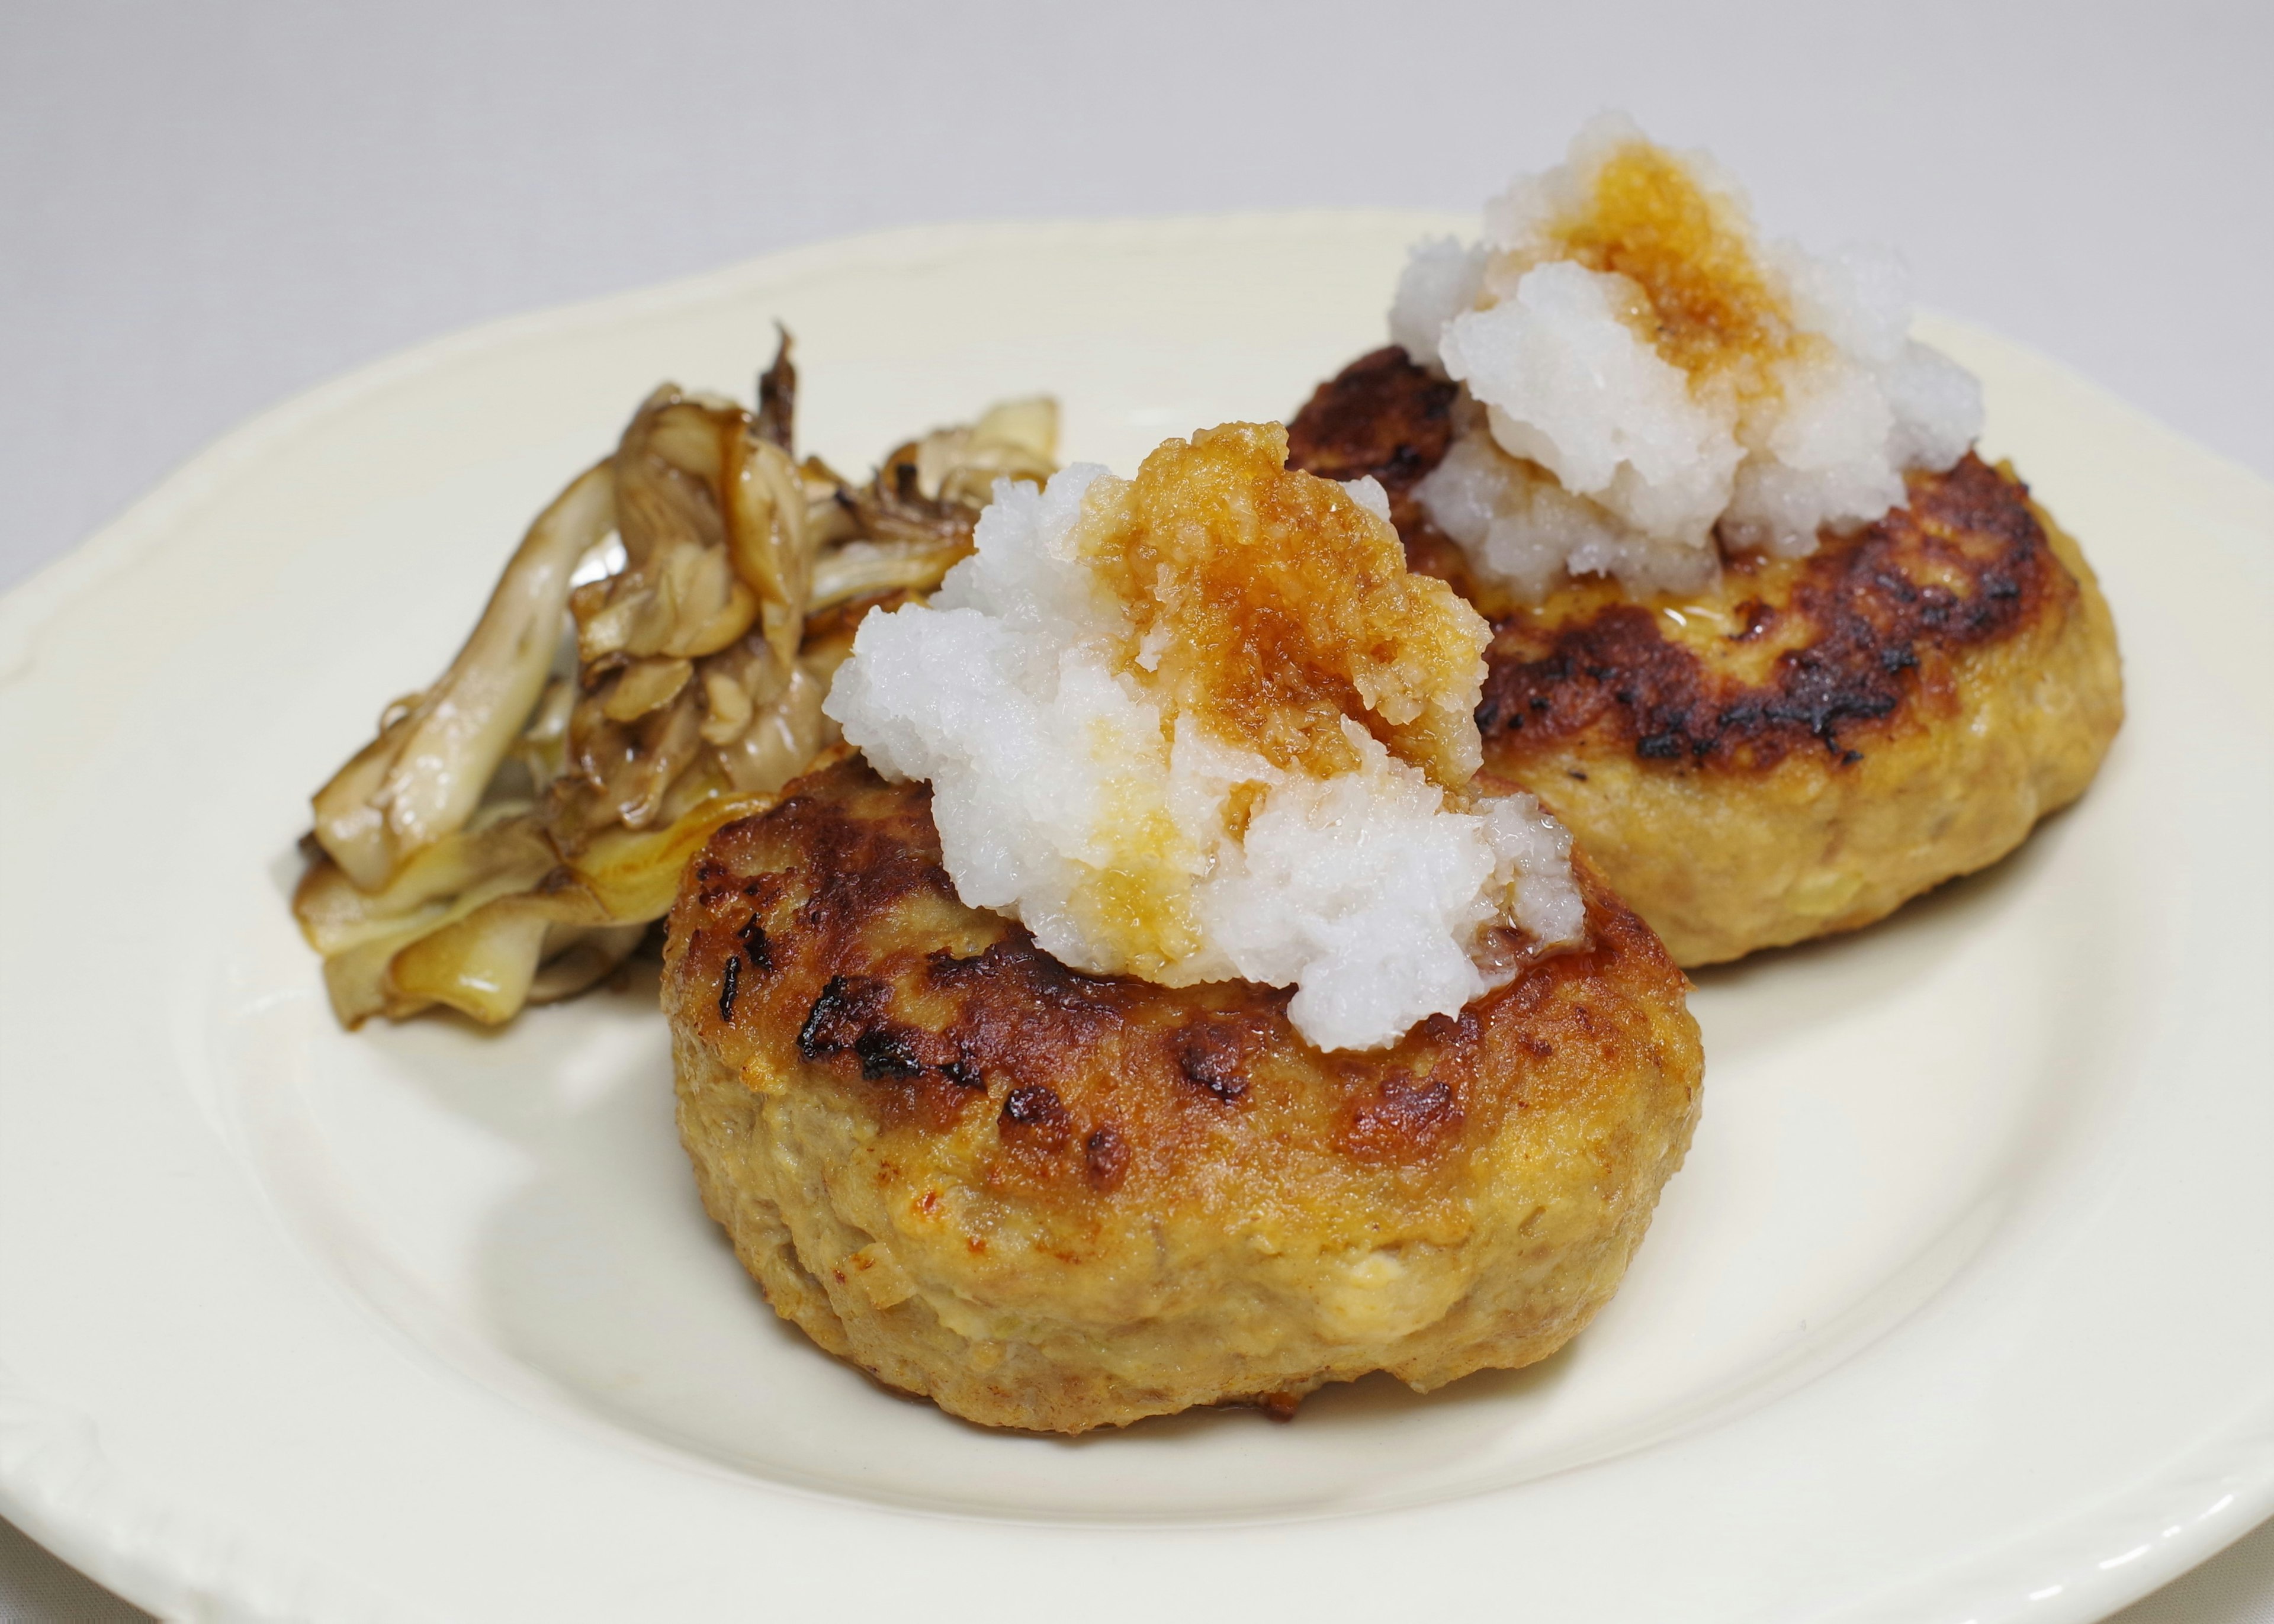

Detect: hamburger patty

[1287,348,2125,965]
[663,754,1703,1432]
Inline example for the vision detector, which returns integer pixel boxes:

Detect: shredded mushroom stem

[311,460,615,890]
[809,539,975,612]
[802,397,1062,612]
[294,806,554,957]
[575,388,810,670]
[726,420,815,669]
[914,397,1058,506]
[296,330,1061,1029]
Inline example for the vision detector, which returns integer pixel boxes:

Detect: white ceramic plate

[1,216,2269,1624]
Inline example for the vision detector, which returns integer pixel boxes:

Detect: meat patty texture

[663,755,1703,1432]
[1288,348,2124,965]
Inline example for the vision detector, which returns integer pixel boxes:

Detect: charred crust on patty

[692,857,740,907]
[1341,1073,1466,1165]
[928,938,1125,1018]
[661,755,1706,1430]
[998,1083,1071,1149]
[1172,1016,1259,1102]
[668,755,1688,1198]
[1283,345,1459,533]
[852,1024,934,1082]
[1287,346,2083,775]
[786,972,984,1125]
[795,974,891,1063]
[736,913,774,975]
[1083,1125,1130,1191]
[1473,454,2065,770]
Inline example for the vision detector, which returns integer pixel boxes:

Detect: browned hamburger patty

[1287,348,2125,965]
[662,754,1703,1433]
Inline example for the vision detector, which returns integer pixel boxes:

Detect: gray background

[1,1,2267,1618]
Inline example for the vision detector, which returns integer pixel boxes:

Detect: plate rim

[2,209,2270,1624]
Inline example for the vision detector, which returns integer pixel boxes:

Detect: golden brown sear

[1287,348,2125,965]
[663,754,1702,1432]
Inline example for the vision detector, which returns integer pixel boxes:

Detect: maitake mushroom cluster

[296,337,1056,1026]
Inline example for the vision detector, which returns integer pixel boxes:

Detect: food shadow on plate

[266,840,306,906]
[783,1324,1581,1449]
[345,948,676,1146]
[439,1009,1601,1519]
[326,771,2090,1511]
[433,973,1604,1516]
[1680,791,2086,1073]
[1029,1350,1583,1449]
